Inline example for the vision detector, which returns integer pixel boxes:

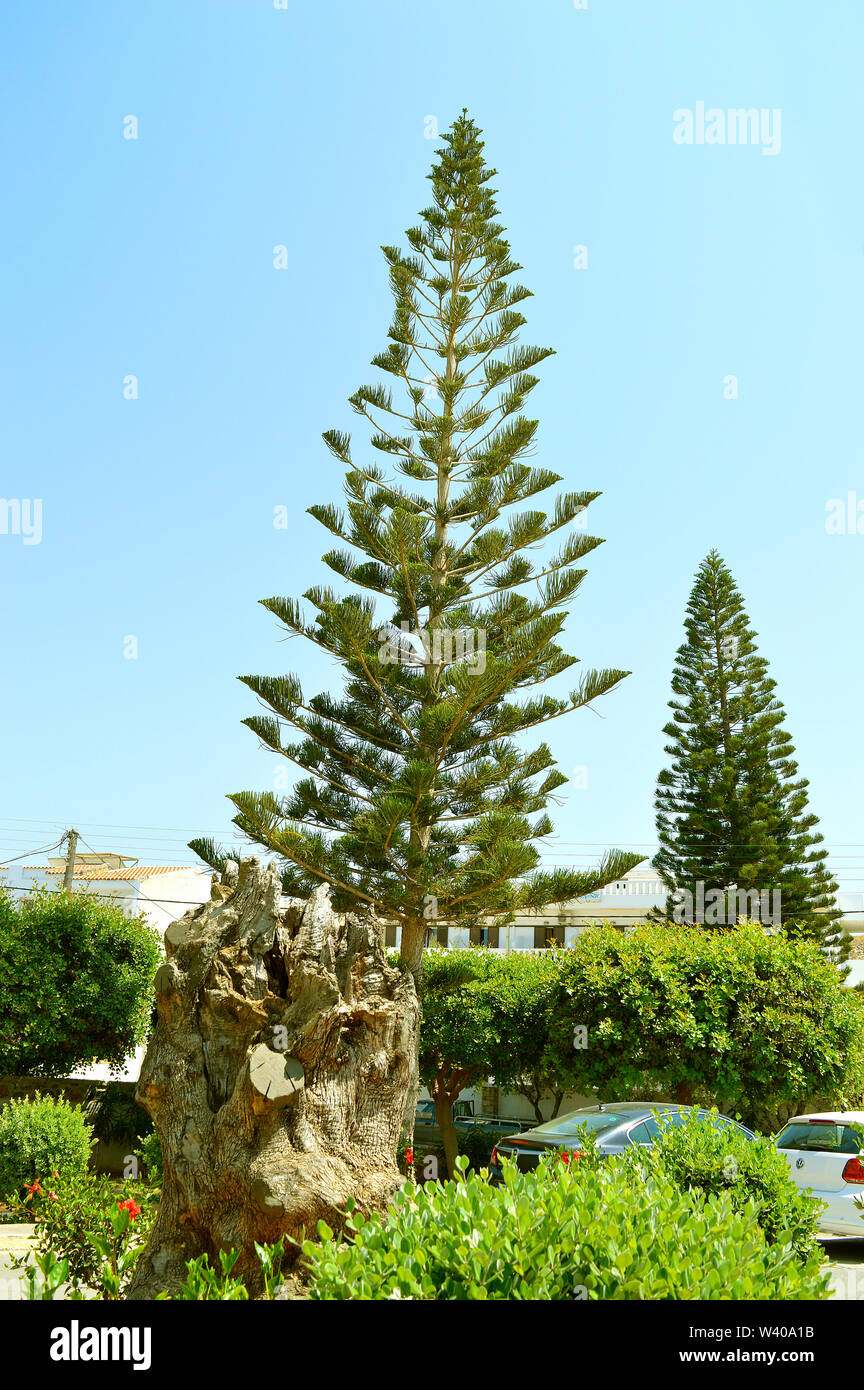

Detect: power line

[0,839,65,868]
[4,818,864,849]
[0,883,210,907]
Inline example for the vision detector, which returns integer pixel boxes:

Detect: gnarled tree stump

[126,858,419,1299]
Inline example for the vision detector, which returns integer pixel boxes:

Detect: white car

[775,1112,864,1236]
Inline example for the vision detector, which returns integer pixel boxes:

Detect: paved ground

[2,1223,863,1299]
[819,1236,864,1299]
[0,1224,34,1300]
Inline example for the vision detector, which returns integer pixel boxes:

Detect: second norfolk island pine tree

[653,550,845,959]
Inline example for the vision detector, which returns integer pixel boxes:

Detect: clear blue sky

[2,0,863,893]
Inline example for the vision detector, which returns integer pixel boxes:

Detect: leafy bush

[6,1169,156,1299]
[549,920,864,1114]
[621,1110,823,1262]
[0,1096,92,1199]
[0,886,162,1076]
[302,1154,830,1300]
[135,1131,163,1186]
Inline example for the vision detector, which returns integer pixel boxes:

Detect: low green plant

[622,1110,823,1262]
[0,1096,92,1201]
[135,1131,163,1187]
[160,1248,249,1301]
[6,1169,156,1299]
[301,1153,830,1300]
[158,1238,288,1300]
[24,1248,69,1301]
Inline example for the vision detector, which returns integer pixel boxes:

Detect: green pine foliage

[193,113,639,972]
[653,551,846,957]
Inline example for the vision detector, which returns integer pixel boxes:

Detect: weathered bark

[126,858,420,1299]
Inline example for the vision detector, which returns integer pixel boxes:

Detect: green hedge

[0,887,162,1076]
[0,1096,93,1199]
[302,1152,830,1300]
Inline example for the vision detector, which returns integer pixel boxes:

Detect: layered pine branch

[192,113,639,970]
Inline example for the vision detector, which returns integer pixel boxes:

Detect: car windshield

[776,1122,864,1154]
[531,1112,625,1137]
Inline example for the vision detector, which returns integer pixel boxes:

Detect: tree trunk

[676,1081,694,1105]
[432,1076,460,1179]
[126,858,420,1300]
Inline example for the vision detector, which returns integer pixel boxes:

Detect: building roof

[20,865,200,881]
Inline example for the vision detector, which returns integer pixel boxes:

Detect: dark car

[487,1101,756,1180]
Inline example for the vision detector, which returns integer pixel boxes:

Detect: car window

[696,1110,747,1136]
[776,1122,864,1154]
[533,1112,625,1137]
[628,1121,651,1144]
[628,1113,682,1144]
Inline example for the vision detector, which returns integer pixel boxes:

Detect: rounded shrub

[622,1109,823,1262]
[0,1096,93,1199]
[302,1152,830,1300]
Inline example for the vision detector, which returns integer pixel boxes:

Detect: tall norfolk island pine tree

[653,550,846,959]
[129,116,645,1295]
[192,114,640,978]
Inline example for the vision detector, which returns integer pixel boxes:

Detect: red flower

[404,1147,414,1165]
[25,1180,43,1198]
[47,1191,58,1201]
[117,1197,141,1221]
[557,1151,570,1164]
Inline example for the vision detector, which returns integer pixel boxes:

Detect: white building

[384,861,670,950]
[1,854,213,938]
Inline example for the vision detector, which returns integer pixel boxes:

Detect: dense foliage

[548,920,864,1111]
[653,550,844,956]
[417,948,560,1171]
[301,1153,829,1300]
[0,1096,92,1199]
[621,1108,823,1262]
[7,1168,157,1299]
[0,887,161,1076]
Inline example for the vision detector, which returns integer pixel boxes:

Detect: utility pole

[62,829,79,894]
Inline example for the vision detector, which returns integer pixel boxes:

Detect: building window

[469,926,499,947]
